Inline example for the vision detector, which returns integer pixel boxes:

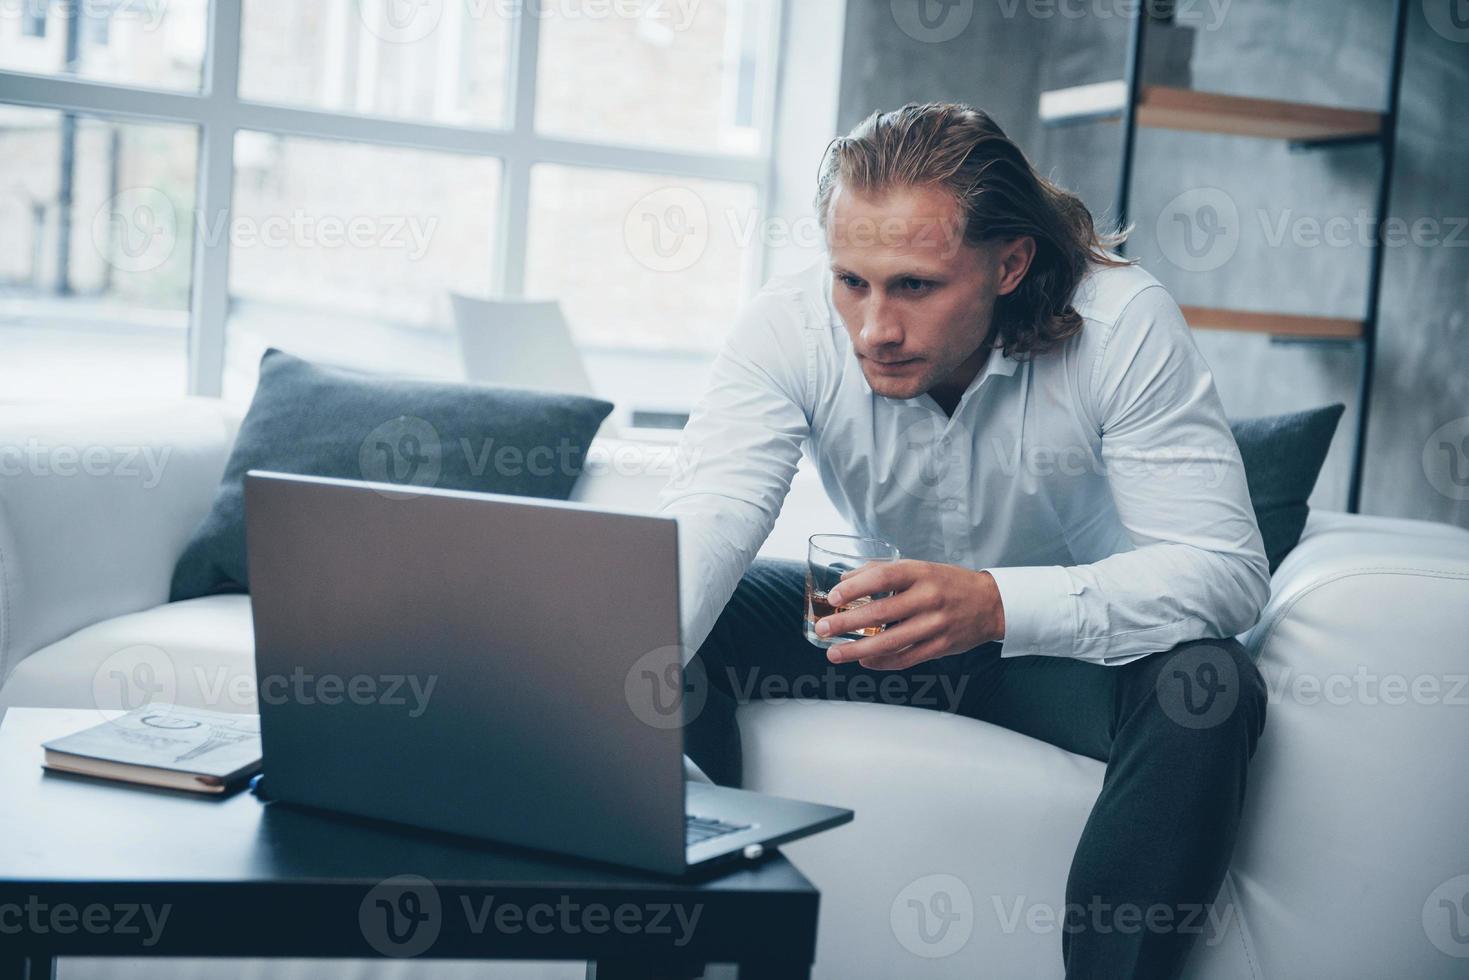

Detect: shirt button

[941,500,960,512]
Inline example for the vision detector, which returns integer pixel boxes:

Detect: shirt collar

[883,343,1019,408]
[980,344,1020,380]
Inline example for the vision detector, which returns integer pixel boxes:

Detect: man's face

[825,182,1031,402]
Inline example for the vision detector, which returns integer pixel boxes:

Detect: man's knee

[1136,638,1267,757]
[698,559,805,651]
[693,558,803,686]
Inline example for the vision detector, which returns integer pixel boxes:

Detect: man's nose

[860,298,904,348]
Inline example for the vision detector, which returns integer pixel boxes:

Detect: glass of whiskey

[804,534,900,649]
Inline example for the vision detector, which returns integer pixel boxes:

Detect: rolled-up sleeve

[656,288,813,658]
[989,285,1271,665]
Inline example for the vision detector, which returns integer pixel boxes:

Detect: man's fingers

[825,616,936,664]
[816,588,920,640]
[830,559,918,606]
[859,636,948,672]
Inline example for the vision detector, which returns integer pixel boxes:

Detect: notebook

[42,706,262,794]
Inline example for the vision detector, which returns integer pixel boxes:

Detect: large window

[0,0,783,404]
[0,0,209,91]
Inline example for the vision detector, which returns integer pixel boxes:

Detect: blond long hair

[815,102,1131,358]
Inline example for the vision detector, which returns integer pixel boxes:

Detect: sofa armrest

[1234,511,1469,976]
[0,398,233,685]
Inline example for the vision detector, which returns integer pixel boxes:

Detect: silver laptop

[243,470,852,876]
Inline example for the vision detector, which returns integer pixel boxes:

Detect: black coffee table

[0,708,822,979]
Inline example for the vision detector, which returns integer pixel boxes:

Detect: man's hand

[815,559,1006,670]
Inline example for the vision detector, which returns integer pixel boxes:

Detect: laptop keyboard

[685,813,752,847]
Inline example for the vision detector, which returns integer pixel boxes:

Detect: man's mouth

[864,354,919,370]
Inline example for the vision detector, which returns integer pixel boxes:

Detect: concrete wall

[837,0,1468,527]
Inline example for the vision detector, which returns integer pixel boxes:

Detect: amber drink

[804,534,900,649]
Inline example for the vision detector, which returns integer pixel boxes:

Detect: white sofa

[3,398,1468,980]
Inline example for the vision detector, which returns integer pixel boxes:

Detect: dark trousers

[683,559,1267,980]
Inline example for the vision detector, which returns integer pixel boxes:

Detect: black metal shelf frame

[1102,0,1412,513]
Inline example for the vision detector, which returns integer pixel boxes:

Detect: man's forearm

[987,542,1270,665]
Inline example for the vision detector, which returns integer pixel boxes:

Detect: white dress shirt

[656,259,1270,666]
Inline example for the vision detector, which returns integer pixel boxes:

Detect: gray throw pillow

[170,348,613,601]
[1229,404,1346,573]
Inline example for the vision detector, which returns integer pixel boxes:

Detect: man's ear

[995,237,1037,297]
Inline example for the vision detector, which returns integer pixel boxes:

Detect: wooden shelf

[1040,83,1383,143]
[1180,305,1364,341]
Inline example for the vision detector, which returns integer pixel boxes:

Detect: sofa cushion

[1231,404,1345,572]
[170,349,613,600]
[0,595,256,716]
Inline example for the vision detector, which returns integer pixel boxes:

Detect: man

[657,102,1269,978]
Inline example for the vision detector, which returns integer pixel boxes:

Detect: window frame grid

[0,0,786,396]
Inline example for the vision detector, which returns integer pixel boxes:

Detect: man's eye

[900,278,931,294]
[839,274,866,290]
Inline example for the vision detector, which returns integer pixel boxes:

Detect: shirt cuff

[984,564,1078,659]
